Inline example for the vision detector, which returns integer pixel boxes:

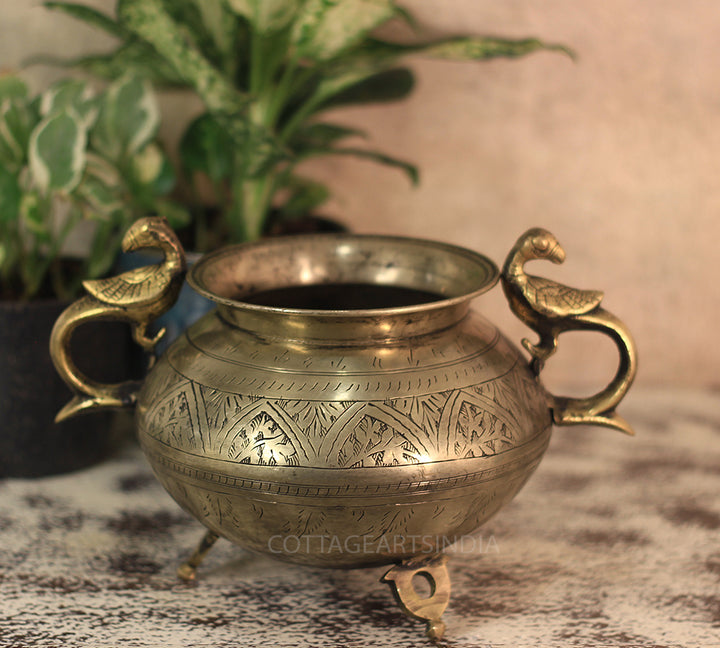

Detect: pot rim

[187,233,499,318]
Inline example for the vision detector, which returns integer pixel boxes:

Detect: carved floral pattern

[141,361,548,468]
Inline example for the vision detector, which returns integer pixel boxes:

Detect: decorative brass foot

[382,554,451,640]
[177,530,219,582]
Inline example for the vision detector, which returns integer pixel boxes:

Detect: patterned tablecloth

[1,388,718,647]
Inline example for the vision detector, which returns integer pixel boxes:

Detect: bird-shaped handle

[501,228,637,435]
[50,217,186,422]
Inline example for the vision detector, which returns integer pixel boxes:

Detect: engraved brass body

[50,219,637,639]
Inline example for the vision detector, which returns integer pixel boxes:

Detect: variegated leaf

[29,109,87,194]
[92,74,159,159]
[291,0,395,61]
[76,171,123,218]
[225,0,299,33]
[415,36,574,61]
[40,78,98,128]
[190,0,237,58]
[19,192,51,242]
[131,142,164,185]
[0,99,38,167]
[361,35,574,63]
[118,0,247,115]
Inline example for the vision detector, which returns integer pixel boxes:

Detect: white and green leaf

[0,99,37,166]
[225,0,299,33]
[118,0,248,115]
[131,142,164,185]
[76,171,124,218]
[361,35,575,63]
[291,0,395,61]
[190,0,237,59]
[92,74,159,159]
[29,108,87,194]
[19,192,51,242]
[40,78,98,128]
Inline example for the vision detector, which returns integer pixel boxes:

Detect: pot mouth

[187,233,499,316]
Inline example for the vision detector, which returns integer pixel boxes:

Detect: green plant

[0,73,188,301]
[43,0,571,247]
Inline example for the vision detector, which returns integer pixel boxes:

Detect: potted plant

[0,71,187,476]
[41,0,572,249]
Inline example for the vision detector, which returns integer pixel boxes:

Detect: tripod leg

[382,554,451,640]
[177,530,219,582]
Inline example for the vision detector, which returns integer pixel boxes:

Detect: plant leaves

[189,0,239,62]
[117,0,280,171]
[29,109,87,194]
[118,0,247,115]
[300,146,418,185]
[159,0,230,69]
[0,76,28,102]
[40,78,98,127]
[277,175,330,217]
[133,144,176,196]
[43,1,133,39]
[19,192,50,242]
[154,199,191,228]
[31,43,187,87]
[0,165,21,223]
[130,142,164,186]
[319,67,414,109]
[291,0,395,61]
[286,61,408,123]
[92,74,159,159]
[179,112,234,183]
[225,0,299,33]
[0,98,39,168]
[287,122,367,150]
[362,35,575,63]
[76,171,124,218]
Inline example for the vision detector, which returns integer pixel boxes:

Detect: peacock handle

[50,217,186,422]
[500,228,638,435]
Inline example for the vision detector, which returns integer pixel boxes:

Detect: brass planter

[50,219,636,639]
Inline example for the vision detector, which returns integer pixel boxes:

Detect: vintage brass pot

[50,219,636,639]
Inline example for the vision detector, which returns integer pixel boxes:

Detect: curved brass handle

[50,217,186,422]
[501,228,637,435]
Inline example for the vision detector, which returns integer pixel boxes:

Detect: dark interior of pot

[189,234,499,311]
[240,283,444,310]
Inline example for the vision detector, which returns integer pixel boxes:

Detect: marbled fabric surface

[1,389,718,647]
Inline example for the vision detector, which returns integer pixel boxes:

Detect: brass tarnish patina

[50,221,637,640]
[501,228,637,435]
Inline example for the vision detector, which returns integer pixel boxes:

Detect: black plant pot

[0,300,137,478]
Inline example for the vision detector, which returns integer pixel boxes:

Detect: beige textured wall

[2,1,718,390]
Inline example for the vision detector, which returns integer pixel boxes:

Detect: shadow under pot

[0,300,135,477]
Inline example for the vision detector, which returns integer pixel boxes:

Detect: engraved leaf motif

[389,393,447,448]
[230,413,298,465]
[341,416,420,467]
[289,400,345,441]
